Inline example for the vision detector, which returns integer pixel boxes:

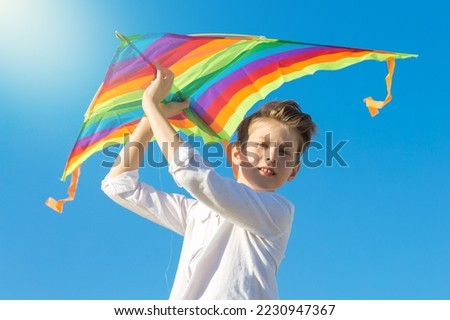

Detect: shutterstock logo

[302,131,349,168]
[101,131,349,169]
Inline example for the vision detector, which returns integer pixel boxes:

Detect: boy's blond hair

[236,100,317,161]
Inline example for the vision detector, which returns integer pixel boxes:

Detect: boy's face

[232,118,300,192]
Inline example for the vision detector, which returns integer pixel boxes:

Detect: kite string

[164,229,174,296]
[154,144,175,296]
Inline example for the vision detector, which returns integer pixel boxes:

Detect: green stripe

[85,91,144,121]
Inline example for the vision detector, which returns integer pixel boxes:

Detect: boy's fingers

[165,99,191,115]
[166,68,174,79]
[175,101,188,112]
[172,99,190,110]
[154,62,173,80]
[161,69,173,82]
[182,98,191,108]
[153,62,163,79]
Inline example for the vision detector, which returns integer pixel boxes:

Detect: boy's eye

[279,149,291,157]
[257,142,268,148]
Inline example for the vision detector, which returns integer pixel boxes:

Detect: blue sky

[1,0,448,299]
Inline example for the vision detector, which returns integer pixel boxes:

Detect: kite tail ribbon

[363,59,395,116]
[45,166,81,213]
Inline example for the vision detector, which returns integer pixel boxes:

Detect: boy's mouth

[258,167,275,176]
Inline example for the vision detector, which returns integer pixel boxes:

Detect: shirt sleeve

[101,169,196,236]
[168,143,294,240]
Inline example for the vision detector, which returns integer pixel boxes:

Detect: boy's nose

[265,147,277,166]
[265,158,276,166]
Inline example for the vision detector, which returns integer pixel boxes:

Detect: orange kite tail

[363,59,395,116]
[45,166,81,213]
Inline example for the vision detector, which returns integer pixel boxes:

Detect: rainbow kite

[46,32,417,213]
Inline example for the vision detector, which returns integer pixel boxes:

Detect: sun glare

[0,0,97,93]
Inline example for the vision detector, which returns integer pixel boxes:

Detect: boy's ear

[231,143,241,166]
[287,162,301,182]
[229,142,241,179]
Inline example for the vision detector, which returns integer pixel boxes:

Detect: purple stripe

[72,125,118,152]
[105,34,190,83]
[72,109,143,152]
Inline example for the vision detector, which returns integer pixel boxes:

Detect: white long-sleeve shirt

[101,143,295,299]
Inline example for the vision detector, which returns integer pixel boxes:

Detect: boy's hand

[141,64,187,164]
[159,99,191,118]
[142,64,190,118]
[143,64,173,104]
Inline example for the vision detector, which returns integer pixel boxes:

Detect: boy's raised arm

[142,65,189,165]
[107,117,153,178]
[108,66,189,178]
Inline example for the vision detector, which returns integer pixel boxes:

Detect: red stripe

[157,38,215,67]
[101,67,153,92]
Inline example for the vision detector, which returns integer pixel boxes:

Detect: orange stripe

[171,38,243,76]
[96,76,152,105]
[170,118,196,128]
[208,68,286,133]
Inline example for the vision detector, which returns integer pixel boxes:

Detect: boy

[102,66,316,299]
